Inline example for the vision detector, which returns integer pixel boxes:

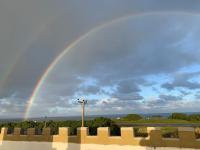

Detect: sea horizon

[0,111,200,123]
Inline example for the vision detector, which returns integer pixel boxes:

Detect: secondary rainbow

[24,11,200,119]
[0,13,60,94]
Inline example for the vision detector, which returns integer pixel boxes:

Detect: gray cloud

[179,90,191,96]
[1,0,200,117]
[112,93,144,101]
[117,80,141,94]
[195,91,200,100]
[162,72,200,90]
[0,96,26,118]
[159,94,182,101]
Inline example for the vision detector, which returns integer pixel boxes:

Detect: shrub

[134,127,148,137]
[123,114,143,121]
[86,117,117,135]
[161,127,179,138]
[188,114,200,121]
[168,113,188,120]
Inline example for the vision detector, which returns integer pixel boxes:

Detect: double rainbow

[24,11,200,119]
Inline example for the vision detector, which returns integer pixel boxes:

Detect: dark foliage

[169,113,200,121]
[0,117,120,135]
[168,113,188,120]
[122,114,143,121]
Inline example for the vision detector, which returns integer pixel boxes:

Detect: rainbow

[24,11,200,119]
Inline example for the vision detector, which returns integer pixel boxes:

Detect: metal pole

[77,98,87,127]
[44,116,47,128]
[82,100,85,127]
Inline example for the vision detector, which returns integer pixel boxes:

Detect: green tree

[168,113,188,120]
[188,114,200,121]
[0,117,121,136]
[122,114,143,121]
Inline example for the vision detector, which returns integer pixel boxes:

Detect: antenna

[77,98,87,127]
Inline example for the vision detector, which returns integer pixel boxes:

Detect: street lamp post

[44,116,47,128]
[77,98,87,127]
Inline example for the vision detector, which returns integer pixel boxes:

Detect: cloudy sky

[1,0,200,118]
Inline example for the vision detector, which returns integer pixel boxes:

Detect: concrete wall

[0,127,200,150]
[0,141,199,150]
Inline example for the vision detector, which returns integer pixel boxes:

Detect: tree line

[168,113,200,121]
[0,113,200,136]
[0,117,120,135]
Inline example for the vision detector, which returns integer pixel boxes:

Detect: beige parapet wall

[0,141,199,150]
[0,127,200,149]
